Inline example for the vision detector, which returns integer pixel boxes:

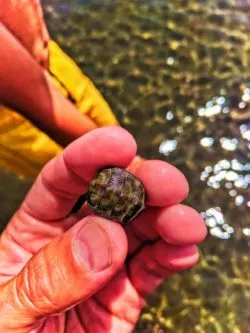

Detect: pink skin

[0,0,50,66]
[0,127,207,332]
[0,15,97,147]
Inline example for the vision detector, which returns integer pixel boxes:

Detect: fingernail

[74,222,112,272]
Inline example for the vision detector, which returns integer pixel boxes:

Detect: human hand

[0,0,50,66]
[0,127,207,332]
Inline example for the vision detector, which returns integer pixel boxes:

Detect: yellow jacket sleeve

[0,106,62,177]
[48,40,119,127]
[0,40,119,177]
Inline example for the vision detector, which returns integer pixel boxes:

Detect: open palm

[0,127,206,333]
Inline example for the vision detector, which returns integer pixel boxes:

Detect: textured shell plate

[87,167,145,224]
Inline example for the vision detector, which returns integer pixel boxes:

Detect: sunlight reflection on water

[43,1,250,331]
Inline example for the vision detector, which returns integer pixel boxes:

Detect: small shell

[87,167,145,224]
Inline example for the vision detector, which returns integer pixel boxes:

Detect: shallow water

[1,0,249,332]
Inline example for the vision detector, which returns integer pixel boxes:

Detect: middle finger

[125,160,206,253]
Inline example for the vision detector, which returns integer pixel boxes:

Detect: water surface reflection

[42,0,250,331]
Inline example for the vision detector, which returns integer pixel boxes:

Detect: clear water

[43,1,250,332]
[2,0,250,332]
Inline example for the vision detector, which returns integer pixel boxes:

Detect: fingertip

[155,204,208,246]
[129,160,189,207]
[63,126,137,179]
[168,245,199,271]
[154,242,199,272]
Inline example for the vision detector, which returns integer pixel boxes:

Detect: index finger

[22,126,137,220]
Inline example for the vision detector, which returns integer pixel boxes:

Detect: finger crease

[62,153,90,185]
[131,227,151,242]
[143,263,164,279]
[21,204,64,223]
[74,308,88,332]
[94,295,136,326]
[40,175,78,200]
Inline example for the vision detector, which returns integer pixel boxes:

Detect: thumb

[0,216,127,331]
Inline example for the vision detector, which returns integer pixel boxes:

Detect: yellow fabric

[48,41,119,127]
[0,106,62,177]
[0,40,118,177]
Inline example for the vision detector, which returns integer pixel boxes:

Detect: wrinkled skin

[0,127,207,333]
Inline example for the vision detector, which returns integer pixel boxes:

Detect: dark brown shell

[87,167,145,224]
